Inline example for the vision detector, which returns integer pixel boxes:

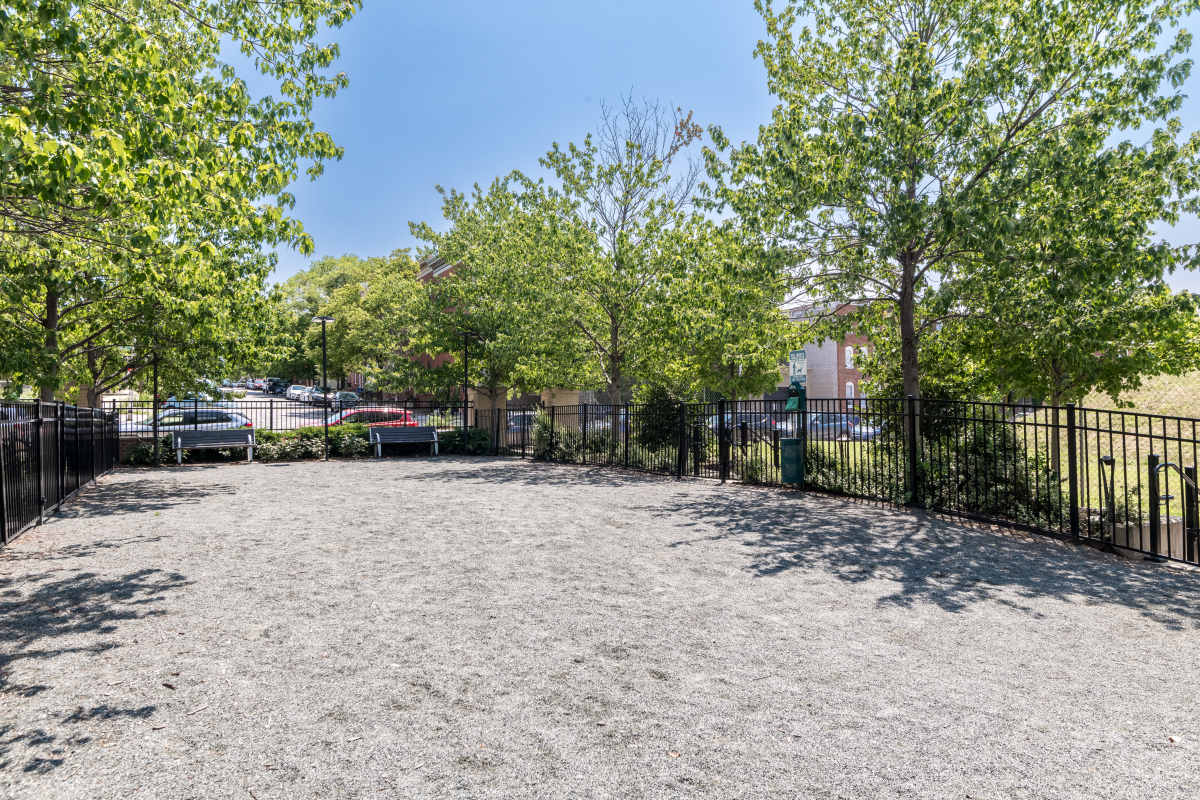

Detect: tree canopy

[1,0,358,400]
[707,0,1200,400]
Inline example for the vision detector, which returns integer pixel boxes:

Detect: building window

[844,345,854,369]
[846,381,855,400]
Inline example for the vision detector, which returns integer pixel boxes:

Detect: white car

[286,384,309,401]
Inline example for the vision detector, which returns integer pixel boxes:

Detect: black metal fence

[474,397,1200,567]
[109,398,471,437]
[103,393,1200,566]
[1,401,120,545]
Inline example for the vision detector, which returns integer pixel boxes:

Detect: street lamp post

[315,316,333,460]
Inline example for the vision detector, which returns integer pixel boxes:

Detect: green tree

[412,177,590,403]
[958,138,1200,407]
[640,217,794,399]
[529,97,707,403]
[708,0,1200,399]
[1,0,357,400]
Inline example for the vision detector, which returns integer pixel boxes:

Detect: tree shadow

[51,476,236,519]
[404,457,683,488]
[650,489,1200,630]
[0,566,190,774]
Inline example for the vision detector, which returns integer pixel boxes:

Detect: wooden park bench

[370,425,439,458]
[173,429,256,465]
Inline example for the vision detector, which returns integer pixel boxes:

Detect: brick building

[774,304,872,403]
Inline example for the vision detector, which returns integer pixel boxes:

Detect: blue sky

[273,1,1200,291]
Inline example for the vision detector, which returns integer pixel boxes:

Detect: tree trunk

[1050,389,1065,477]
[898,253,920,400]
[606,317,622,405]
[39,285,60,402]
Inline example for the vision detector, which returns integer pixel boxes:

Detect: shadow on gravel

[0,567,189,774]
[52,477,235,519]
[656,490,1200,630]
[0,535,164,564]
[405,459,680,488]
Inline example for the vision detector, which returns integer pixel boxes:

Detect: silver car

[122,409,253,434]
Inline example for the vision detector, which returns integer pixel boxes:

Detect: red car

[326,407,417,427]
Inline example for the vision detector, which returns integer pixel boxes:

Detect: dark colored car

[325,407,417,427]
[264,378,287,395]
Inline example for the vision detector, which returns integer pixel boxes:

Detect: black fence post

[718,398,729,483]
[623,402,630,468]
[56,401,65,507]
[89,408,97,482]
[1147,453,1164,562]
[73,405,80,489]
[772,429,780,469]
[1185,465,1198,563]
[549,405,556,460]
[675,404,686,479]
[906,395,922,508]
[33,403,44,524]
[0,431,8,544]
[269,399,274,433]
[520,409,527,457]
[581,403,588,459]
[152,359,160,465]
[1066,403,1080,541]
[193,396,199,431]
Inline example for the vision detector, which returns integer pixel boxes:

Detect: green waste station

[781,381,805,486]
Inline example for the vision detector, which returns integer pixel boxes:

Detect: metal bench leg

[247,446,254,463]
[176,446,182,466]
[375,440,381,458]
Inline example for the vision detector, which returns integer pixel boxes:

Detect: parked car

[265,378,286,395]
[507,411,538,433]
[707,412,787,436]
[587,408,630,433]
[161,393,229,409]
[331,391,359,409]
[286,384,309,401]
[325,407,417,427]
[303,386,335,405]
[122,409,252,433]
[807,412,881,441]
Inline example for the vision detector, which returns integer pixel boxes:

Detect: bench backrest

[174,429,256,448]
[369,425,438,443]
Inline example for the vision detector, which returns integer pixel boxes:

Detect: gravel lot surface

[2,457,1199,799]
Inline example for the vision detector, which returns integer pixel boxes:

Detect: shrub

[532,410,557,460]
[439,427,492,455]
[123,436,173,465]
[921,424,1065,526]
[636,386,683,452]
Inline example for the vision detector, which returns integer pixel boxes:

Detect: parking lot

[113,390,464,435]
[2,458,1199,799]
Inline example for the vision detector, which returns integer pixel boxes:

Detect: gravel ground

[2,457,1199,800]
